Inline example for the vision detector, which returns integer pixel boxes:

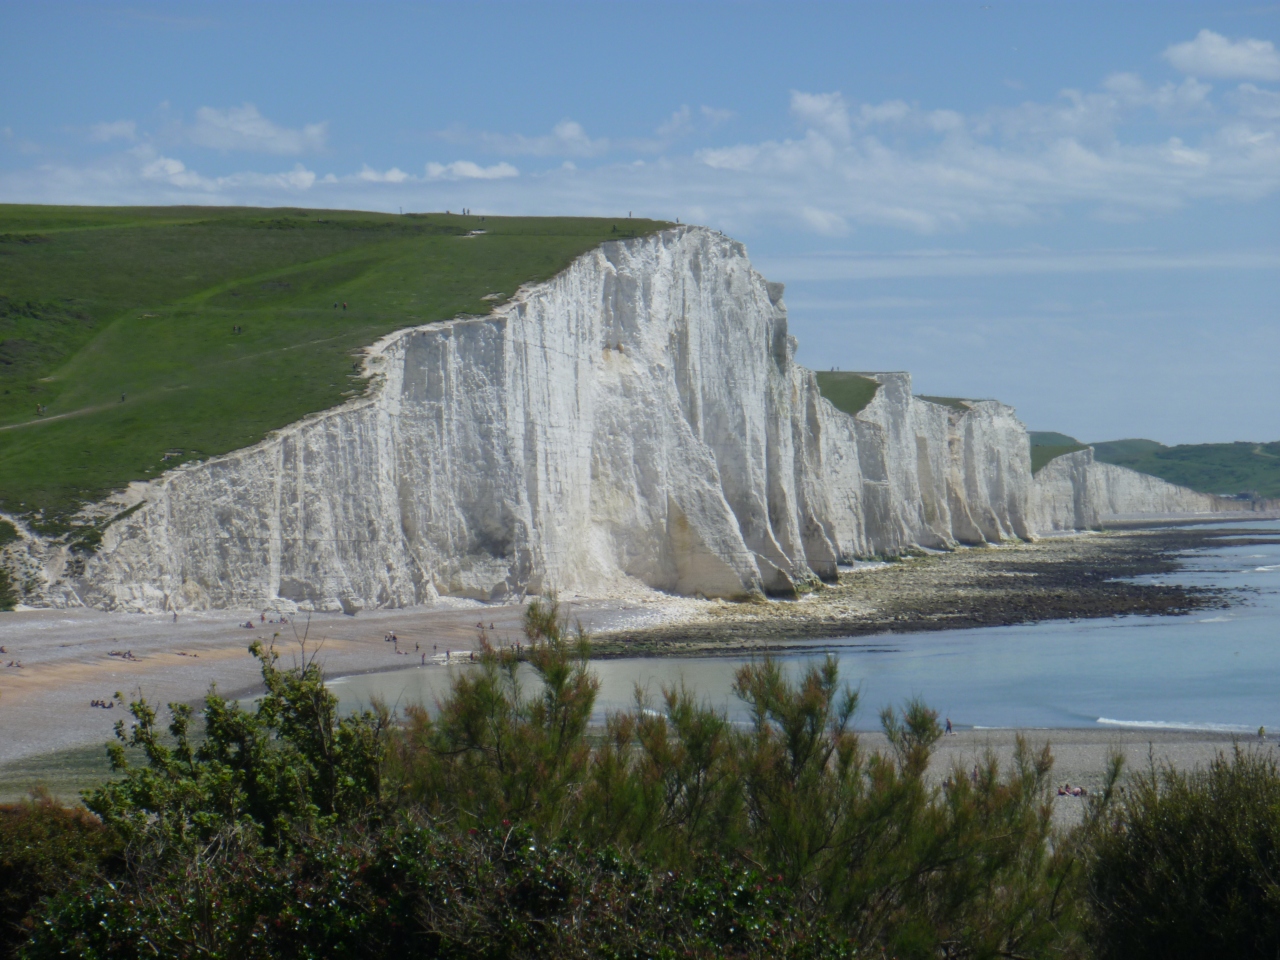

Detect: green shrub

[14,602,1089,959]
[86,638,391,851]
[25,819,857,960]
[0,791,120,959]
[390,602,1079,959]
[1087,747,1280,959]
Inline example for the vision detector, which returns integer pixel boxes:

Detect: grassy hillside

[1091,439,1280,498]
[814,372,879,417]
[1028,431,1088,474]
[0,205,667,535]
[1028,430,1280,495]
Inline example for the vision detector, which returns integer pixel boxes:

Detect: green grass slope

[0,206,667,535]
[1027,431,1088,474]
[814,372,879,417]
[1091,439,1280,498]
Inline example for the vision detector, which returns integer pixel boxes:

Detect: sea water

[325,520,1280,732]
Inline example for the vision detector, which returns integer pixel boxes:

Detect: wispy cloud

[6,36,1280,238]
[1164,29,1280,81]
[448,119,609,158]
[358,165,410,183]
[185,104,328,155]
[425,160,519,180]
[757,248,1280,281]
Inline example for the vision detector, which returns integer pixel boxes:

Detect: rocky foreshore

[590,526,1271,655]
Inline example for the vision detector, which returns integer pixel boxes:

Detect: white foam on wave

[1196,615,1233,623]
[1255,564,1280,572]
[1096,717,1256,733]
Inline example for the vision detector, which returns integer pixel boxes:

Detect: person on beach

[945,717,953,735]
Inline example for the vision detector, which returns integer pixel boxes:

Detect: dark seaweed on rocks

[595,528,1266,656]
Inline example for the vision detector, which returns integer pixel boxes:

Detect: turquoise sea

[327,520,1280,732]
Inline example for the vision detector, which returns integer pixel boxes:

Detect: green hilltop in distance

[1030,431,1280,498]
[0,205,668,540]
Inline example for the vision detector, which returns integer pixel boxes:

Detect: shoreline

[591,526,1270,655]
[1,526,1276,776]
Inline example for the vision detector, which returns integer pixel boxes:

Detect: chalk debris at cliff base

[592,528,1267,654]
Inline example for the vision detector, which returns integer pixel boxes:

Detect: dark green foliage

[0,205,668,529]
[86,639,391,849]
[24,820,855,960]
[390,603,1077,959]
[1088,438,1163,460]
[0,791,120,959]
[815,372,880,417]
[0,570,15,611]
[1087,748,1280,960]
[1090,438,1280,498]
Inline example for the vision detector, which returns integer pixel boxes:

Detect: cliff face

[1029,447,1270,531]
[50,228,1031,612]
[10,226,1262,613]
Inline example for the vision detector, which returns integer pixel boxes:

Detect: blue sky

[2,1,1278,444]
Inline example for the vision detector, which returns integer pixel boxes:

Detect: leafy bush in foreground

[0,792,120,960]
[14,601,1088,958]
[26,821,856,960]
[1087,747,1280,960]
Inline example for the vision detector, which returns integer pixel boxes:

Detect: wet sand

[0,597,674,767]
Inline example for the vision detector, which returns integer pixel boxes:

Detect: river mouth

[327,521,1280,733]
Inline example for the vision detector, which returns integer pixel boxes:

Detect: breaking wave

[1096,717,1256,733]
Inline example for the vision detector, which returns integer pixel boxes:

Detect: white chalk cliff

[6,227,1270,612]
[1028,447,1266,532]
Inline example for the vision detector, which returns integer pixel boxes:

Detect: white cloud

[456,119,609,157]
[756,248,1280,281]
[800,207,849,235]
[90,120,137,142]
[657,105,693,139]
[135,150,318,192]
[186,104,328,154]
[1164,29,1280,80]
[1235,83,1280,120]
[425,160,518,180]
[791,91,851,142]
[4,49,1280,239]
[701,106,735,126]
[358,165,410,183]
